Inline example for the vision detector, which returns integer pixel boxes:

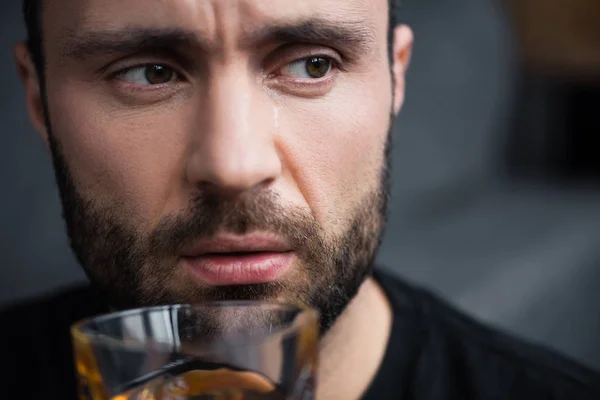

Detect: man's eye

[281,57,333,79]
[116,64,178,85]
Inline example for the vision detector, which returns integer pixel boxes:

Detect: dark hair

[23,0,400,81]
[23,0,43,77]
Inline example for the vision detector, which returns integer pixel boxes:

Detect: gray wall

[1,0,599,371]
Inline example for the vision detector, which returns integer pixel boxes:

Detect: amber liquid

[72,311,318,400]
[110,368,287,400]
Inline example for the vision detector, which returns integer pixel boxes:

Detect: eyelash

[277,55,341,78]
[111,63,182,88]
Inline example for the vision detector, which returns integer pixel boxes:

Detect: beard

[45,121,392,333]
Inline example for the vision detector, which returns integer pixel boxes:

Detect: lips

[180,233,294,286]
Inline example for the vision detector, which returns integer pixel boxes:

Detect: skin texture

[16,0,413,398]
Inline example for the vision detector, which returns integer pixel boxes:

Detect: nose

[186,68,281,194]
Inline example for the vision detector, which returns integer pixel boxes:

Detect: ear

[391,25,413,115]
[14,43,50,144]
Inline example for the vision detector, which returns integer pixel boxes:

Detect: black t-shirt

[1,268,598,399]
[363,269,600,399]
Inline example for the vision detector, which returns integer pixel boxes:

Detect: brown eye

[118,64,177,85]
[282,57,333,79]
[144,65,174,84]
[305,57,331,78]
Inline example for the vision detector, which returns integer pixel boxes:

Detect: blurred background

[1,0,599,370]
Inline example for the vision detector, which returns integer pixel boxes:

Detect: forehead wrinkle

[48,0,383,45]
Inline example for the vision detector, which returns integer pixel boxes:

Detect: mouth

[180,233,294,286]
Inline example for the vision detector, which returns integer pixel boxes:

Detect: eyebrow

[243,18,376,51]
[61,28,200,60]
[60,18,376,61]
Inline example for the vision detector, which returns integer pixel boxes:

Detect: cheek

[278,73,392,230]
[46,82,193,223]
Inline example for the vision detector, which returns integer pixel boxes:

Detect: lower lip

[182,252,294,286]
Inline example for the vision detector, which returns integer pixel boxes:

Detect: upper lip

[181,232,292,257]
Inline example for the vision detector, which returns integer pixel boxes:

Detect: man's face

[32,0,402,329]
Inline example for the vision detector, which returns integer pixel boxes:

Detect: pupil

[306,57,330,78]
[145,65,173,84]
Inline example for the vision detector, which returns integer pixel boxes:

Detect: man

[2,0,599,398]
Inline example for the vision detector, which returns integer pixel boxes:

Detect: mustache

[146,190,322,256]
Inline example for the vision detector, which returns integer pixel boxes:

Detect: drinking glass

[71,302,319,400]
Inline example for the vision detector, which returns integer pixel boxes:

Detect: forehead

[43,0,389,42]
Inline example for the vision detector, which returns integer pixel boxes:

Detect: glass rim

[72,301,319,350]
[72,302,320,397]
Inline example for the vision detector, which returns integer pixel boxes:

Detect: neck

[316,277,393,400]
